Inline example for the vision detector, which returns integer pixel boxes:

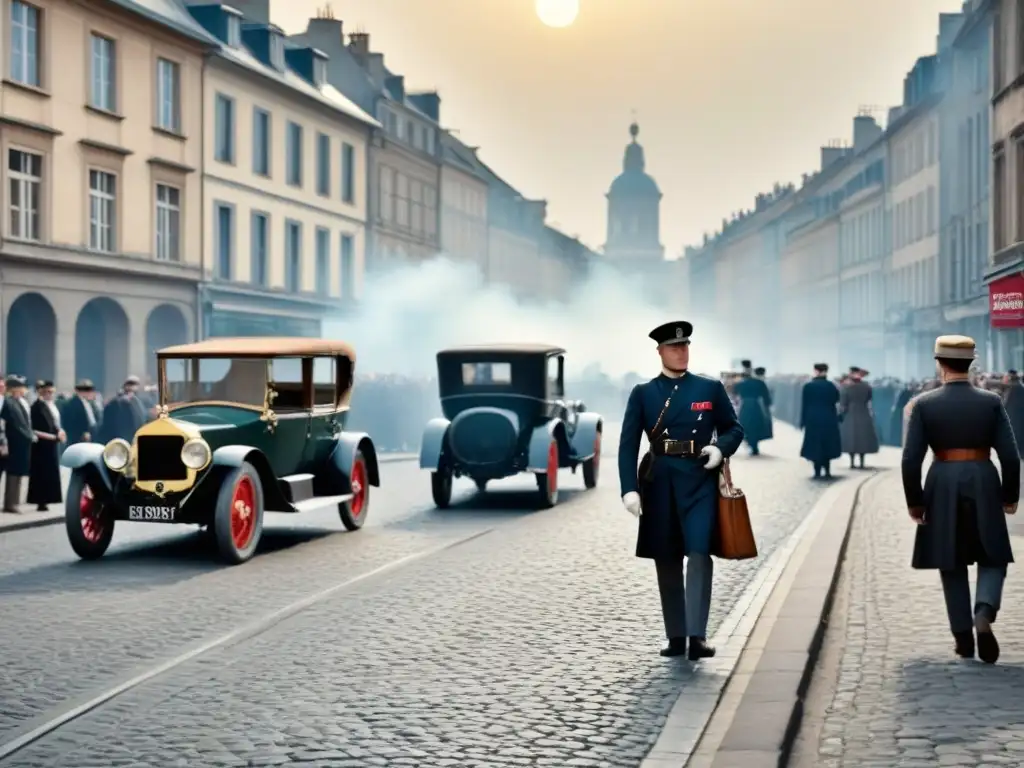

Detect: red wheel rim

[230,476,256,550]
[547,441,558,495]
[592,433,601,472]
[80,484,103,543]
[349,458,367,517]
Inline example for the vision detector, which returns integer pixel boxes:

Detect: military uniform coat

[839,379,880,454]
[1003,382,1024,458]
[902,381,1019,570]
[733,376,772,442]
[799,376,842,463]
[27,399,62,505]
[618,372,744,560]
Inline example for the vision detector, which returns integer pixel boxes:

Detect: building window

[316,132,330,196]
[88,169,116,252]
[252,107,270,176]
[156,58,180,133]
[411,180,423,232]
[90,34,116,112]
[154,183,180,262]
[285,220,302,292]
[994,148,1007,250]
[286,121,303,187]
[8,149,41,241]
[215,93,234,163]
[315,227,330,294]
[341,142,355,203]
[10,1,39,87]
[269,33,284,70]
[395,173,409,227]
[215,203,233,279]
[313,57,327,87]
[340,232,354,299]
[226,14,241,47]
[425,186,437,237]
[379,166,394,221]
[251,212,268,286]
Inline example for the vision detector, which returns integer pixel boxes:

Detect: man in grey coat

[902,335,1019,664]
[840,367,880,469]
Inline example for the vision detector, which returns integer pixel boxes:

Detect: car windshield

[162,357,271,407]
[461,361,512,385]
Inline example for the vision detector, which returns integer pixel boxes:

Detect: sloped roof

[112,0,220,45]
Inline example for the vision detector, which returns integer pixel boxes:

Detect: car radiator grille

[136,435,187,481]
[450,412,517,466]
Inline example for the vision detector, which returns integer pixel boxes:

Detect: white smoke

[323,257,736,379]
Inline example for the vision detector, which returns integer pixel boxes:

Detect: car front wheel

[214,462,264,565]
[583,431,601,489]
[65,470,114,560]
[340,450,369,530]
[535,439,559,508]
[432,468,453,508]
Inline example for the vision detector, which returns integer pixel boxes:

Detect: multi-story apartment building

[883,57,942,378]
[987,0,1024,366]
[187,3,375,339]
[940,1,992,361]
[1,0,216,392]
[439,131,489,271]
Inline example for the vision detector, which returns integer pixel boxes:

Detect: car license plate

[128,505,176,522]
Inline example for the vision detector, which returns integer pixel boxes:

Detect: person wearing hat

[27,380,64,511]
[753,367,774,441]
[99,375,146,443]
[902,335,1019,664]
[62,379,99,445]
[799,363,842,479]
[839,366,879,470]
[618,320,744,659]
[733,362,772,456]
[2,375,33,513]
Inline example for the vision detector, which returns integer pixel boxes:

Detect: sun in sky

[535,0,579,28]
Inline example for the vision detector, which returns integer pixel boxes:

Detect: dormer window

[313,58,327,87]
[225,15,241,47]
[269,33,284,70]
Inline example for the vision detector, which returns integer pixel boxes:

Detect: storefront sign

[989,273,1024,328]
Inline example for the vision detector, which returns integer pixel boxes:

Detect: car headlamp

[102,439,131,471]
[180,438,211,471]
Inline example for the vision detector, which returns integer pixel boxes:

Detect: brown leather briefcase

[712,459,757,560]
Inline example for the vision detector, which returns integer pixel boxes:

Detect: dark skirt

[27,439,62,505]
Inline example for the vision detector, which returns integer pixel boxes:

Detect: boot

[976,613,999,664]
[953,630,975,659]
[660,637,687,657]
[858,454,866,469]
[688,637,716,660]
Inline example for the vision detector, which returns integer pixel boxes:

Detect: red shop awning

[990,272,1024,328]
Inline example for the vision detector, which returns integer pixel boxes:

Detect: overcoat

[733,376,772,442]
[3,396,33,477]
[27,399,62,505]
[618,372,744,560]
[61,396,98,444]
[799,376,841,463]
[99,393,146,443]
[1003,382,1024,458]
[902,381,1019,570]
[839,379,880,454]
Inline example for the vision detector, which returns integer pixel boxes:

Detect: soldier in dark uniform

[902,335,1019,664]
[800,363,842,479]
[734,362,772,455]
[618,321,744,659]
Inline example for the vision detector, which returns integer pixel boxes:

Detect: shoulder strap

[648,383,679,440]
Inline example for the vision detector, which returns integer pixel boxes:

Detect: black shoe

[977,630,999,664]
[688,637,716,660]
[36,505,47,512]
[660,637,687,657]
[953,630,975,659]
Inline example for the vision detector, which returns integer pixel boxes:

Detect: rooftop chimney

[304,4,344,54]
[222,0,269,24]
[852,115,882,152]
[409,91,440,122]
[348,31,370,59]
[385,74,405,101]
[820,140,847,170]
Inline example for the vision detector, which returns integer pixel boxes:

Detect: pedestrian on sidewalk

[799,363,841,479]
[617,320,744,660]
[2,375,32,513]
[27,380,64,512]
[839,366,880,469]
[901,334,1020,664]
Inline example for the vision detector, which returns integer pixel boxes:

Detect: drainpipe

[196,51,209,341]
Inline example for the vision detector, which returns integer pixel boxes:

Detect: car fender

[331,432,380,488]
[569,413,603,459]
[210,445,291,510]
[527,419,567,472]
[60,443,115,495]
[419,417,451,469]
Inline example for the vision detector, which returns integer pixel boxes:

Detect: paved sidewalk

[792,468,1024,767]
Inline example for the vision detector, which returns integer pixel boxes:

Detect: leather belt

[934,448,990,462]
[651,439,698,457]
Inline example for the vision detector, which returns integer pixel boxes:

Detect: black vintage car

[60,338,380,565]
[419,344,603,508]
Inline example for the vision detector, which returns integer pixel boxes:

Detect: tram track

[0,527,492,762]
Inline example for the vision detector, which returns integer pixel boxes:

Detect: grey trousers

[3,474,23,512]
[940,565,1007,633]
[655,555,713,640]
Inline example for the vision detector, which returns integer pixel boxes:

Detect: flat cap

[649,321,692,346]
[124,375,141,386]
[754,366,766,375]
[75,379,95,391]
[934,334,976,360]
[4,374,25,388]
[35,379,53,389]
[740,359,752,368]
[813,362,828,372]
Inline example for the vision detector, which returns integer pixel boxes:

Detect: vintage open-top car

[60,338,379,564]
[420,344,603,508]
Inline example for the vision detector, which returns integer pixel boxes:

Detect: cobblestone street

[1,423,834,766]
[794,467,1024,768]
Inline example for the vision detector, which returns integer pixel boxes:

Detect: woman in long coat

[840,368,880,468]
[28,380,65,511]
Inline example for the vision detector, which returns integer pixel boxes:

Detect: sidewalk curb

[702,468,891,768]
[0,454,421,535]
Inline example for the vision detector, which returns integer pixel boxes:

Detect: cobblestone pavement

[796,467,1024,768]
[2,424,833,767]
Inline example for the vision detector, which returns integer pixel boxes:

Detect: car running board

[270,493,354,514]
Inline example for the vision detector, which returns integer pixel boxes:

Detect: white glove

[622,491,641,517]
[700,445,723,469]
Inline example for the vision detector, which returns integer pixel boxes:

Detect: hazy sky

[272,0,966,255]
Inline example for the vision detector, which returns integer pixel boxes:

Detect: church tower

[603,122,664,263]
